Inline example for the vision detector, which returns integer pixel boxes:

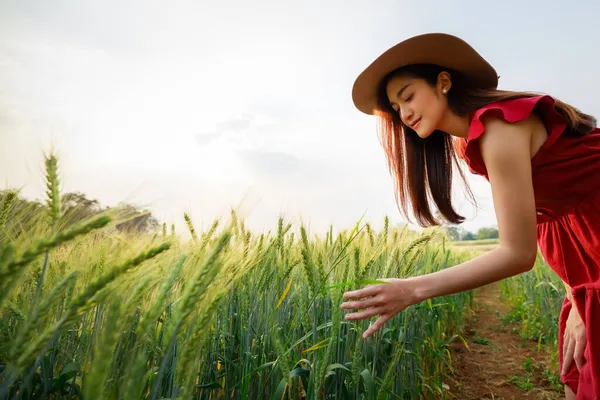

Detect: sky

[1,0,599,237]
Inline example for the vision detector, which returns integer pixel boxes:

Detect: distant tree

[61,192,104,227]
[476,227,499,240]
[113,203,160,234]
[0,189,160,237]
[62,192,101,213]
[445,225,464,241]
[463,231,477,240]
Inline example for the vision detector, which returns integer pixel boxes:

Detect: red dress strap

[456,95,568,177]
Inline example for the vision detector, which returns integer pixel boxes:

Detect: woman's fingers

[362,314,391,338]
[342,285,380,300]
[340,278,407,340]
[340,296,380,310]
[562,336,574,374]
[344,306,383,321]
[574,335,587,371]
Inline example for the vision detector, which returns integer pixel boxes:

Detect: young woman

[340,33,599,399]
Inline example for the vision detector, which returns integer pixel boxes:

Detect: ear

[437,71,452,94]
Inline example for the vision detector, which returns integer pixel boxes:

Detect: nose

[399,105,413,124]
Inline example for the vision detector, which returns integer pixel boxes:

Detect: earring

[442,88,448,94]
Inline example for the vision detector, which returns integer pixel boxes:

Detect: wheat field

[0,153,563,399]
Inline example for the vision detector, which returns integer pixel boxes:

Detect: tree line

[445,224,499,241]
[0,189,160,238]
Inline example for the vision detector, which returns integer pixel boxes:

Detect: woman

[340,32,600,399]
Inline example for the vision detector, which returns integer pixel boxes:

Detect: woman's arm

[342,114,542,338]
[408,115,540,302]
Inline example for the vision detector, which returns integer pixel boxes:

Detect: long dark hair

[375,64,597,227]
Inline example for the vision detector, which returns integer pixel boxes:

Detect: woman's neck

[438,111,471,139]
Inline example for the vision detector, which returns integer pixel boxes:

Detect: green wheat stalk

[83,297,124,399]
[300,226,317,298]
[200,218,220,250]
[3,216,110,274]
[9,271,79,360]
[0,190,18,228]
[184,213,198,241]
[122,254,188,399]
[178,230,231,324]
[15,242,171,369]
[148,231,230,399]
[45,154,62,228]
[32,154,63,312]
[0,216,110,310]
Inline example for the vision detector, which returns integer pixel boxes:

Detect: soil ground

[445,283,564,400]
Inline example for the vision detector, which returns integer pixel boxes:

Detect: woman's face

[385,73,449,139]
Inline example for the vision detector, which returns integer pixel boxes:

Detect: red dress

[455,95,600,399]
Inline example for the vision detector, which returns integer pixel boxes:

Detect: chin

[409,121,433,139]
[415,128,434,139]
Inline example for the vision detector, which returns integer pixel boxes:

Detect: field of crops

[0,154,565,399]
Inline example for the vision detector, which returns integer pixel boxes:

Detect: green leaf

[361,369,374,400]
[303,338,330,354]
[52,362,80,389]
[326,363,351,374]
[289,366,310,379]
[270,378,288,400]
[275,276,293,310]
[196,382,222,389]
[60,362,79,378]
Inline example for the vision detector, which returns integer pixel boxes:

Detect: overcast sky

[1,0,599,236]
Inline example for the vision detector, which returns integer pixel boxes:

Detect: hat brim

[352,33,498,115]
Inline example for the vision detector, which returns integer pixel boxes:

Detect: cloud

[237,150,301,178]
[195,133,221,146]
[195,112,283,151]
[215,113,256,133]
[196,113,256,146]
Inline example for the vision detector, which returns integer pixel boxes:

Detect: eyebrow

[390,84,411,107]
[396,84,411,100]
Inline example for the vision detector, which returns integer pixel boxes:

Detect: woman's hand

[340,278,419,339]
[562,306,587,375]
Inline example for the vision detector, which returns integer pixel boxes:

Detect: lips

[411,118,421,129]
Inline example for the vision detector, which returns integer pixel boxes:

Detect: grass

[507,357,539,391]
[449,239,500,254]
[472,335,490,346]
[0,152,479,400]
[449,239,500,247]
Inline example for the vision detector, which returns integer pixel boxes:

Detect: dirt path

[446,283,563,400]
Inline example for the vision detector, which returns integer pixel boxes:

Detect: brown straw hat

[352,33,499,115]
